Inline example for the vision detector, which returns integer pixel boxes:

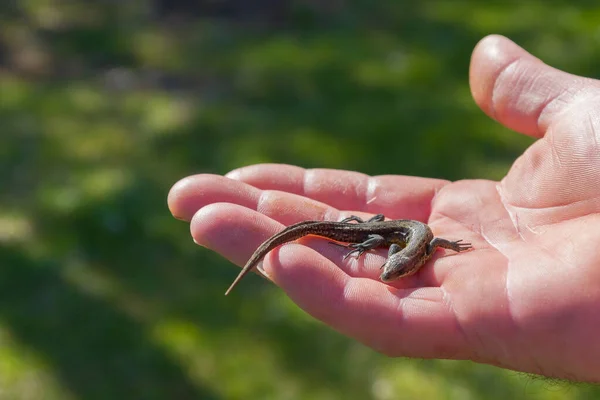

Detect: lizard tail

[224,220,337,295]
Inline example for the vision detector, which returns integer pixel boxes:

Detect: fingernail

[192,238,206,248]
[225,170,241,180]
[256,261,272,280]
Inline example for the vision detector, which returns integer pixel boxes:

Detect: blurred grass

[1,1,600,399]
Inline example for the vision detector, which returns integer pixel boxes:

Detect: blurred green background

[2,1,600,399]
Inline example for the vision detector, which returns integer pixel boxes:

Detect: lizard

[225,214,472,295]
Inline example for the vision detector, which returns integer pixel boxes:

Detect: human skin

[168,35,600,382]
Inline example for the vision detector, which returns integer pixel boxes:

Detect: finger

[168,174,260,222]
[193,202,470,358]
[226,163,449,220]
[190,201,339,267]
[169,171,447,224]
[173,173,473,288]
[470,35,599,138]
[169,173,344,224]
[167,173,340,223]
[191,202,437,288]
[274,249,469,359]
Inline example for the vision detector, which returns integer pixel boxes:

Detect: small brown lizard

[225,214,472,295]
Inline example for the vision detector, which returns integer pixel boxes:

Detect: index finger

[226,163,449,221]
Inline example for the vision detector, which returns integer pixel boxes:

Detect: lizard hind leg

[328,242,365,259]
[329,234,387,260]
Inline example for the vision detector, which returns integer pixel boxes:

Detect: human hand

[168,35,600,382]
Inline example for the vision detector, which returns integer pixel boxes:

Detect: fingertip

[167,176,196,221]
[469,34,593,138]
[167,174,259,222]
[469,35,540,122]
[189,203,271,263]
[224,169,241,180]
[189,203,226,249]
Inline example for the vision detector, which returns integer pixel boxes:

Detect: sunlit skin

[168,35,600,383]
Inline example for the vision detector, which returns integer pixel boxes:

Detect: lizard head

[379,253,427,282]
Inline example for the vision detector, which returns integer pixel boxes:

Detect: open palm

[168,35,600,382]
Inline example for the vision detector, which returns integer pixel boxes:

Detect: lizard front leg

[340,214,385,224]
[426,238,472,255]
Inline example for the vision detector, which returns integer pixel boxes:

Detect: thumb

[469,35,595,138]
[472,35,600,226]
